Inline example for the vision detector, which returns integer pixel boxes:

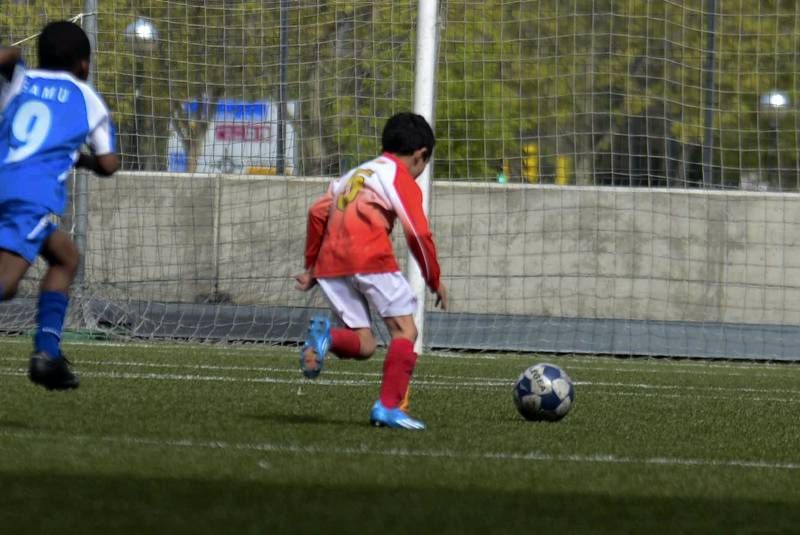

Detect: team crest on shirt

[337,168,374,211]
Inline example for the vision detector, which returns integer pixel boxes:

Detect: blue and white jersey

[0,64,115,215]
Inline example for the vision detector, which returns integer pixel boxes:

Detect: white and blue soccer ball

[513,363,575,421]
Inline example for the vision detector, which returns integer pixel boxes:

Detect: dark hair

[381,112,435,161]
[38,21,91,71]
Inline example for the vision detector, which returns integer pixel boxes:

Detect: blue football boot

[299,314,331,379]
[369,400,426,430]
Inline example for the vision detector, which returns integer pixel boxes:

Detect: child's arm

[303,192,333,272]
[0,47,21,82]
[387,172,447,309]
[294,191,333,291]
[76,152,120,176]
[390,175,442,289]
[81,91,120,176]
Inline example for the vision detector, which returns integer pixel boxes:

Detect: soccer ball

[513,363,575,421]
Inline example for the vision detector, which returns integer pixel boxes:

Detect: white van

[167,99,296,175]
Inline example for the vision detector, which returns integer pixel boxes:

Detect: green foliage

[2,1,798,185]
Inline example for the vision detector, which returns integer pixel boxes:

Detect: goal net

[2,1,800,360]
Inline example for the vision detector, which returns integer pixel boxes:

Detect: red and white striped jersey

[304,152,441,292]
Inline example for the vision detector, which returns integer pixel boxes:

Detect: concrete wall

[86,173,217,302]
[86,173,800,326]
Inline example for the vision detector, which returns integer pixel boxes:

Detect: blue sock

[34,291,69,359]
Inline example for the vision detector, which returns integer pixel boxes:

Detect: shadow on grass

[0,419,31,430]
[1,472,798,534]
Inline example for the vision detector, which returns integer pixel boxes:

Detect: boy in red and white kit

[294,112,447,430]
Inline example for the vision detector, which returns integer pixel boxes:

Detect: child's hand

[434,283,448,310]
[293,270,317,291]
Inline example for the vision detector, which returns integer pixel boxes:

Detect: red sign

[215,123,271,141]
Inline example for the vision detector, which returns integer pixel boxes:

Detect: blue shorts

[0,200,58,263]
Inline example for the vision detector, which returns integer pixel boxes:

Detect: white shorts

[317,272,418,328]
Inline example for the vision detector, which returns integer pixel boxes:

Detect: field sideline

[1,337,799,534]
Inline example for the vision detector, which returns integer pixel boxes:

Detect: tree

[5,0,799,187]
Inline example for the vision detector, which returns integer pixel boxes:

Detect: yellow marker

[521,143,539,184]
[555,155,571,185]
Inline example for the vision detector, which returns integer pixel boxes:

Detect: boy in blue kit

[0,21,120,390]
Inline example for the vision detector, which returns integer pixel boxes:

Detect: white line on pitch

[2,367,800,403]
[0,368,504,388]
[0,368,376,386]
[429,351,799,370]
[0,364,796,395]
[0,346,795,382]
[6,335,798,372]
[1,428,798,472]
[0,356,384,378]
[2,355,798,388]
[4,340,798,380]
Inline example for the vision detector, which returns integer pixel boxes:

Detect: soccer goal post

[408,0,440,354]
[3,1,800,361]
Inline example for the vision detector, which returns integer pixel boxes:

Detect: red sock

[379,338,417,409]
[330,328,362,359]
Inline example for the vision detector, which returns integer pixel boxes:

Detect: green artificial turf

[1,337,799,534]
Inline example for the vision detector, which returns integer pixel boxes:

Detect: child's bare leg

[303,327,376,371]
[25,231,80,390]
[0,250,31,300]
[39,230,79,294]
[335,327,376,359]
